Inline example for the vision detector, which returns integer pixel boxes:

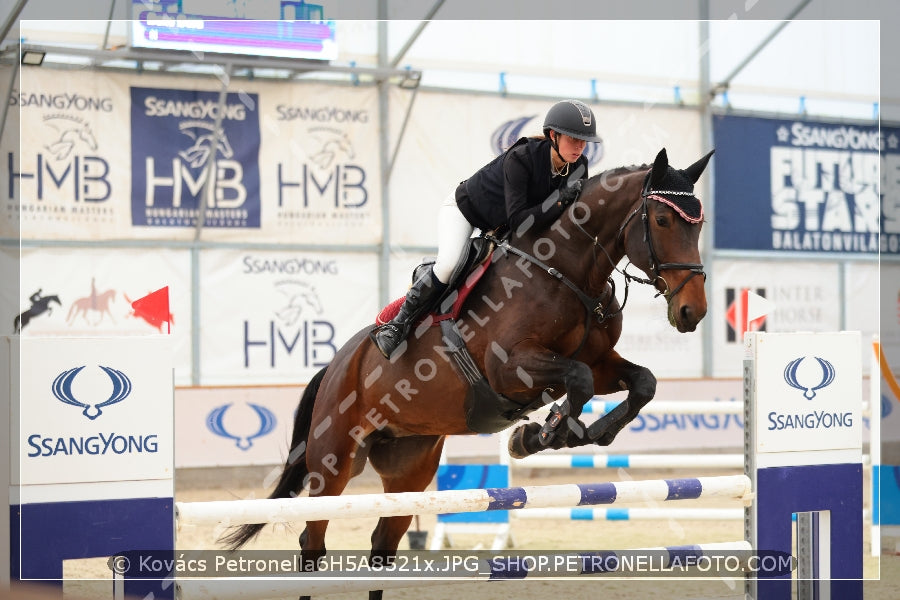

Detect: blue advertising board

[130,86,261,229]
[712,114,894,255]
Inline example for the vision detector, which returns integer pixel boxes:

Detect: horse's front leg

[491,342,595,459]
[585,352,657,446]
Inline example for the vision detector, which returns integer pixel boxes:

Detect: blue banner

[712,114,891,255]
[130,87,261,229]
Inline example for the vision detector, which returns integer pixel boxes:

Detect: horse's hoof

[508,423,540,459]
[507,426,530,459]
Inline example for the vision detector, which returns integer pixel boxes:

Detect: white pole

[176,475,752,529]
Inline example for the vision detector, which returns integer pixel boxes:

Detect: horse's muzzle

[664,269,707,332]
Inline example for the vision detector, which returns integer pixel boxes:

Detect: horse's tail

[218,365,329,550]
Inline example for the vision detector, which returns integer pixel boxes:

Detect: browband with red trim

[645,193,704,224]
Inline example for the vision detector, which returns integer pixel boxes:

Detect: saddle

[374,232,545,434]
[375,234,496,326]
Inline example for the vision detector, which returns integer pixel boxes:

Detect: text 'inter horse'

[222,147,714,599]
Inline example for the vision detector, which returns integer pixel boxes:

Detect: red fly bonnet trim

[645,192,704,224]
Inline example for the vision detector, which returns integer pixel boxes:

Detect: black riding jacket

[455,137,588,233]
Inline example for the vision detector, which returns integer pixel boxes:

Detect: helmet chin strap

[549,130,572,175]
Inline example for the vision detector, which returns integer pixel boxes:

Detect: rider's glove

[558,178,583,207]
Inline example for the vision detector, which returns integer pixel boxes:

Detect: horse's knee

[623,365,655,403]
[565,362,595,409]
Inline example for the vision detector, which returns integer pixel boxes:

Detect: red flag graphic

[130,286,172,334]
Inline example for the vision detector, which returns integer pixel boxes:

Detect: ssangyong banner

[13,68,133,240]
[130,86,262,230]
[254,81,382,245]
[712,114,883,255]
[198,248,379,385]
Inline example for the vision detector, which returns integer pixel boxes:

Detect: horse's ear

[650,148,669,187]
[683,149,715,183]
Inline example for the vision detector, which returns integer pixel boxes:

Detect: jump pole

[175,474,752,528]
[744,331,864,599]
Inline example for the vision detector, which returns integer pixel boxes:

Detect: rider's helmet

[542,99,603,143]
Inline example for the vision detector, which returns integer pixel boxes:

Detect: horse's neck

[554,172,643,290]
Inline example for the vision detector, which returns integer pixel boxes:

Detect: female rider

[371,99,603,359]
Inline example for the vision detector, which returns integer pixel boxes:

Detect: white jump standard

[744,332,863,600]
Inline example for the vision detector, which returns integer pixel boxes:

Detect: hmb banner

[712,114,889,255]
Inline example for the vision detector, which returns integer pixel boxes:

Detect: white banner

[17,336,173,492]
[198,247,379,385]
[16,247,192,383]
[174,386,300,468]
[254,81,382,245]
[711,259,846,377]
[880,262,900,372]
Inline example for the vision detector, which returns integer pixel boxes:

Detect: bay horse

[222,147,714,598]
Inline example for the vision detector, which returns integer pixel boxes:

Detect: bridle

[601,174,706,301]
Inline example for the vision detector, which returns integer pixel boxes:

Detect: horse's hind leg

[366,435,445,600]
[296,426,370,597]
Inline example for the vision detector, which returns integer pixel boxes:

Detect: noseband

[606,177,706,302]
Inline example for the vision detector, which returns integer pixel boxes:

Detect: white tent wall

[0,2,890,387]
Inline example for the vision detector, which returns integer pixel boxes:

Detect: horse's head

[622,148,713,333]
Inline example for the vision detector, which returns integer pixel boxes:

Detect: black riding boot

[371,268,446,359]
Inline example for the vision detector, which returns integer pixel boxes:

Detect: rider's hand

[558,178,583,207]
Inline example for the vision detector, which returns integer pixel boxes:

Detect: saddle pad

[375,251,493,326]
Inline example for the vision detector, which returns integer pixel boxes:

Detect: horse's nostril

[680,305,693,323]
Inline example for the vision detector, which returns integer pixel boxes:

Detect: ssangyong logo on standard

[52,364,132,419]
[783,356,835,400]
[768,355,851,432]
[26,364,159,458]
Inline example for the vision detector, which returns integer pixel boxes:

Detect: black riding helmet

[542,99,603,143]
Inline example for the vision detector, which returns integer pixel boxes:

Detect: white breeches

[432,193,475,284]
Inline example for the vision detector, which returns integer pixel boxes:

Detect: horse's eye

[655,215,668,227]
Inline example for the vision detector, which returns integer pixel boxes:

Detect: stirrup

[370,323,406,359]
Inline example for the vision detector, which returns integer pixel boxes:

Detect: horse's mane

[589,163,650,182]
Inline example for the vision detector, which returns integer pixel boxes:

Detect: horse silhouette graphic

[52,365,132,420]
[177,120,235,169]
[14,289,61,333]
[274,280,324,326]
[305,126,355,170]
[67,278,116,327]
[43,115,98,161]
[784,356,836,400]
[206,403,277,451]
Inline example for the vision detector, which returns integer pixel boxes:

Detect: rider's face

[554,132,587,163]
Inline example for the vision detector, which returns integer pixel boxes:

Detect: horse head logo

[274,280,324,326]
[206,403,277,451]
[177,120,234,169]
[51,365,132,420]
[305,126,355,170]
[43,115,98,161]
[490,115,604,167]
[783,356,835,400]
